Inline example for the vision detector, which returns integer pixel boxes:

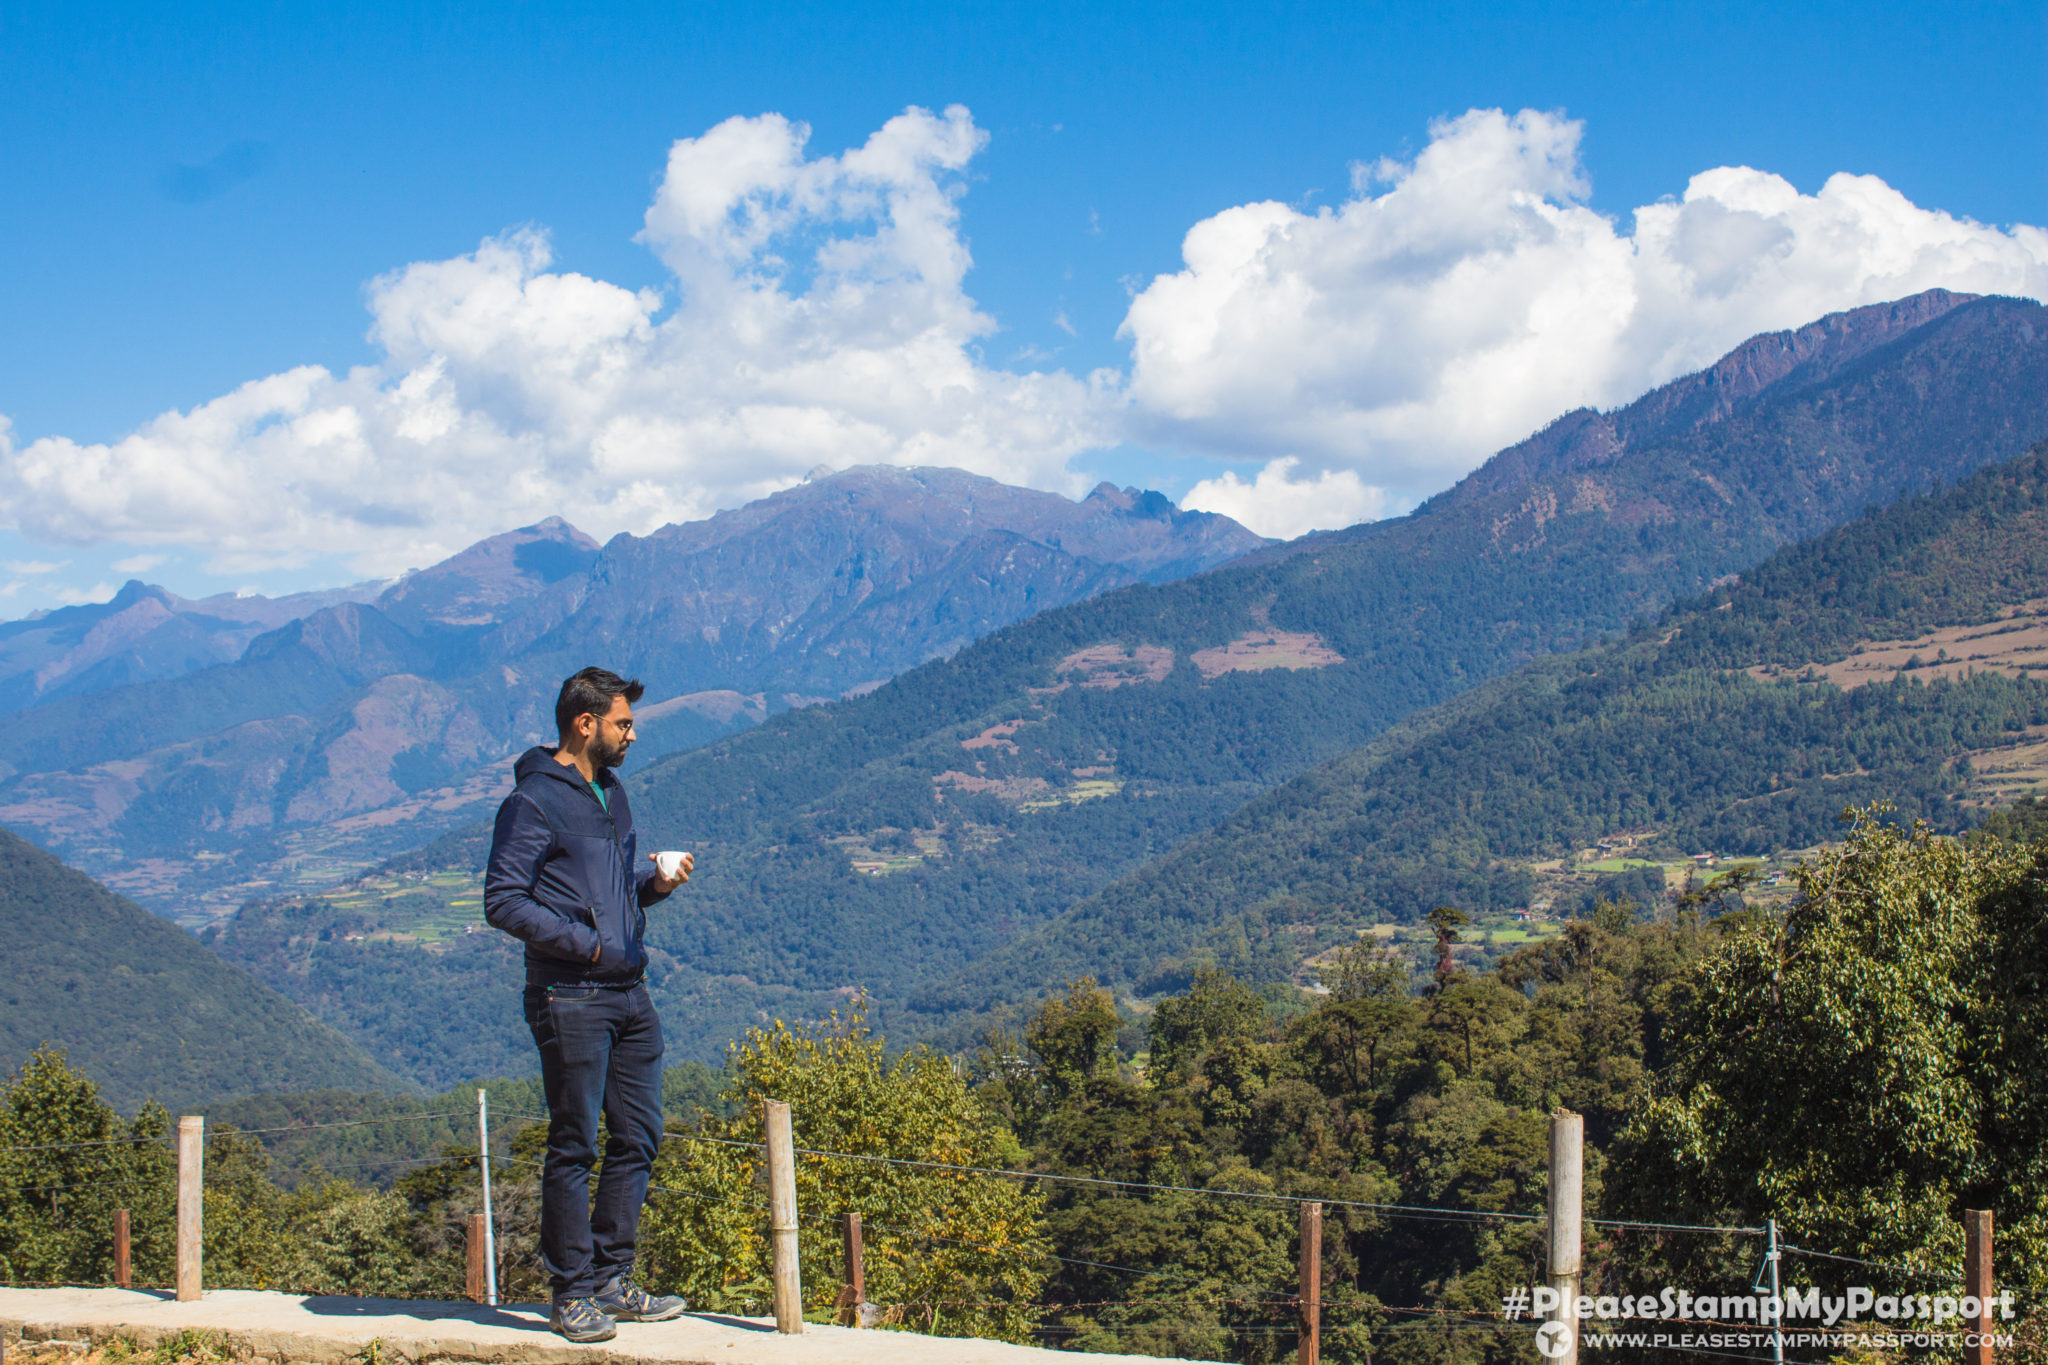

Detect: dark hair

[555,667,645,735]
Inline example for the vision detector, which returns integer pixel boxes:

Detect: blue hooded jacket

[483,746,672,986]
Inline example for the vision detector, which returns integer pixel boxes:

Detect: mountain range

[0,578,383,713]
[0,468,1262,923]
[201,288,2048,1087]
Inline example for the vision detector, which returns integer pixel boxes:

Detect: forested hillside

[214,290,2048,1076]
[989,442,2048,1001]
[0,827,407,1111]
[19,814,2048,1362]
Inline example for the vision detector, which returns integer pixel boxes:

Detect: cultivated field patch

[1054,644,1176,688]
[1752,597,2048,689]
[1191,631,1345,678]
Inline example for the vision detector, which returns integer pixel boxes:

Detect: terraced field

[314,868,489,944]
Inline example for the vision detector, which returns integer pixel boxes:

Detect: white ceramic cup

[655,850,691,880]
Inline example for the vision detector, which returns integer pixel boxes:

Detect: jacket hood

[513,745,617,791]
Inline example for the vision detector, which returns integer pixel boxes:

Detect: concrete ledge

[0,1289,1197,1365]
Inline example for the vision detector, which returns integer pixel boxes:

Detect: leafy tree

[196,1126,287,1289]
[1147,970,1267,1083]
[1422,980,1524,1080]
[1323,937,1413,1002]
[273,1182,441,1296]
[0,1049,175,1287]
[1976,795,2048,847]
[1614,809,2048,1303]
[1025,979,1121,1098]
[639,1000,1049,1341]
[1288,993,1416,1098]
[1425,907,1470,991]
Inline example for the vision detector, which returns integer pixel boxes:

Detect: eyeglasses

[585,714,635,735]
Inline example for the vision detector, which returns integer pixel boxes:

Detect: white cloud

[52,581,118,605]
[3,560,63,575]
[2,105,2045,568]
[111,553,168,574]
[1122,108,2048,507]
[1181,458,1403,539]
[0,106,1109,576]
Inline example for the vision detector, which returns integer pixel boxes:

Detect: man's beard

[590,736,630,771]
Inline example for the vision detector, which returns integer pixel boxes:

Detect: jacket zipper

[583,777,629,970]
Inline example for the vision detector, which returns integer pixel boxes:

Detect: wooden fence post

[764,1100,802,1334]
[467,1213,489,1304]
[176,1116,203,1302]
[1298,1201,1322,1365]
[113,1209,131,1290]
[476,1089,498,1307]
[1547,1108,1583,1365]
[1965,1209,1994,1365]
[837,1212,866,1327]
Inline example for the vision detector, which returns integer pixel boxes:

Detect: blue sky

[1,0,2043,612]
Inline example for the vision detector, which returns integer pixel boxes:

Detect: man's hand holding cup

[651,849,694,893]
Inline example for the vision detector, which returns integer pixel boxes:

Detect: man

[484,667,694,1342]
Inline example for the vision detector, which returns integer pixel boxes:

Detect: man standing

[484,667,693,1341]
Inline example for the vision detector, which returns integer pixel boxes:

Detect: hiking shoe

[594,1274,689,1322]
[550,1297,617,1342]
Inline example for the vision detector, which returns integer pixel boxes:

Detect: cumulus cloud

[111,553,168,574]
[0,106,1108,576]
[4,104,2046,563]
[1122,107,2048,536]
[1181,458,1401,539]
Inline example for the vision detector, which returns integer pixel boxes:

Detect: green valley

[204,291,2048,1078]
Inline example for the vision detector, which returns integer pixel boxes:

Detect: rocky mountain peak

[1444,289,2000,505]
[378,517,601,630]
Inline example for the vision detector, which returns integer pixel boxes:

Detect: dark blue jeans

[523,981,665,1303]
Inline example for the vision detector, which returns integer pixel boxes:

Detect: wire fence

[0,1104,2011,1362]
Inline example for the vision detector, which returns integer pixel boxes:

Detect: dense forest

[10,810,2047,1364]
[981,443,2048,1005]
[0,827,403,1110]
[210,295,2048,1077]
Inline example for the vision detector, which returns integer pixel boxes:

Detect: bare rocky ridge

[486,468,1262,714]
[1448,288,1982,504]
[377,515,602,633]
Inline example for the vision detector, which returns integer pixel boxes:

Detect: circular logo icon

[1536,1320,1574,1359]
